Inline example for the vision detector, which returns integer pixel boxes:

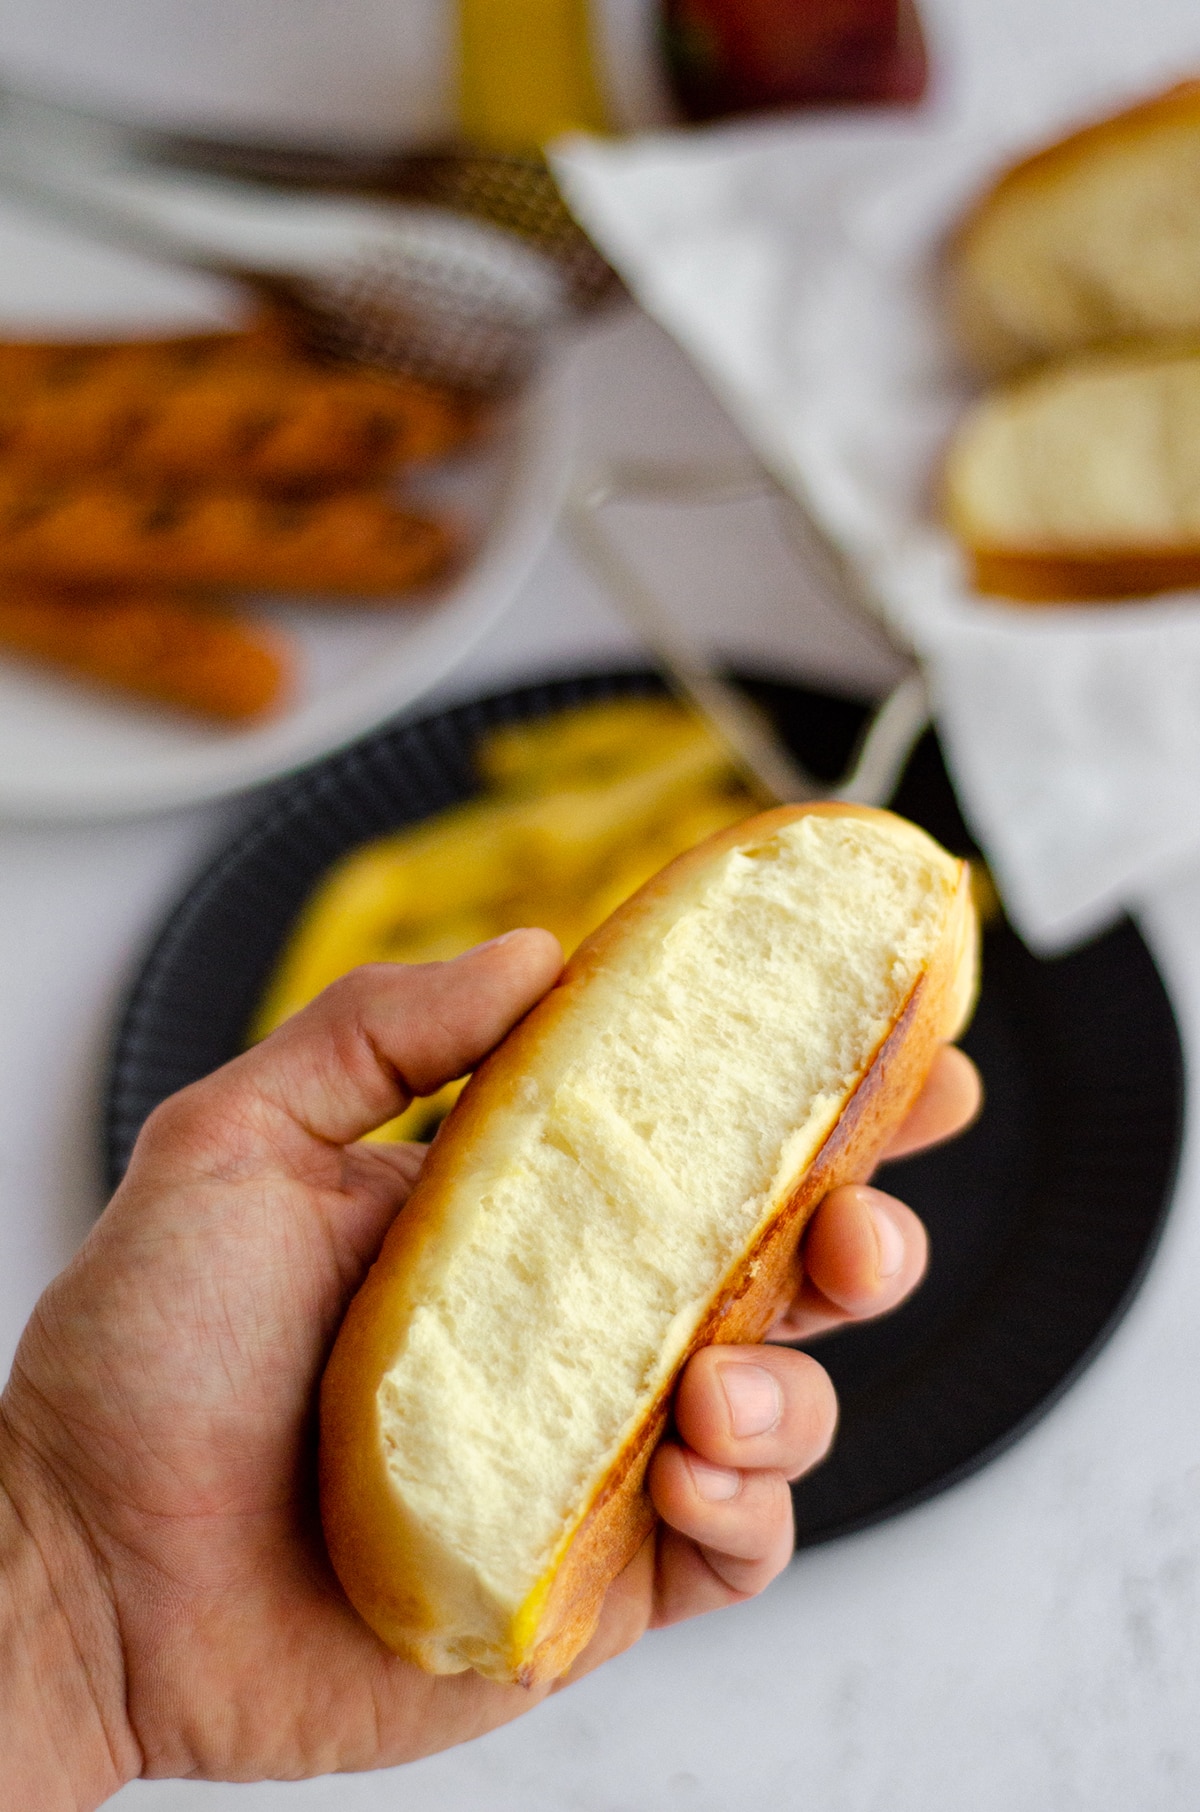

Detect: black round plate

[104,670,1185,1548]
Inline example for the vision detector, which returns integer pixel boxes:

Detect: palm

[7,1119,550,1779]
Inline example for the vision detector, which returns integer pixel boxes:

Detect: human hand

[0,930,978,1805]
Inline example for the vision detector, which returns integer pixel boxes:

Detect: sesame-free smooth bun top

[321,806,975,1683]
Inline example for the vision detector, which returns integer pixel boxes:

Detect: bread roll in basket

[320,802,978,1684]
[944,346,1200,601]
[949,80,1200,373]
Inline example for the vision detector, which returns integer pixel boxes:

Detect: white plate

[0,199,576,822]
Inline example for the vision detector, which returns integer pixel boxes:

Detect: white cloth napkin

[553,1,1200,951]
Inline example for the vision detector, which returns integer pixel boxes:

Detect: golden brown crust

[948,79,1200,371]
[0,475,454,597]
[967,545,1200,603]
[0,328,472,484]
[519,968,947,1686]
[956,79,1200,236]
[0,585,290,720]
[320,804,976,1682]
[964,80,1200,233]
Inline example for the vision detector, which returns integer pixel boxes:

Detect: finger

[768,1185,927,1341]
[326,1140,430,1276]
[673,1345,837,1479]
[647,1446,795,1606]
[645,1346,837,1618]
[156,929,563,1155]
[881,1046,981,1161]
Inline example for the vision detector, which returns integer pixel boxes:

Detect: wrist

[0,1412,138,1810]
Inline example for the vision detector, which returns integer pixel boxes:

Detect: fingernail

[687,1455,741,1502]
[458,929,527,958]
[719,1362,783,1438]
[869,1198,906,1279]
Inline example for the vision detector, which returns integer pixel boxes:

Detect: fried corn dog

[0,332,472,485]
[0,476,454,596]
[0,586,290,721]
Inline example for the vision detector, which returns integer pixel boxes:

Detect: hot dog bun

[950,79,1200,374]
[944,345,1200,600]
[320,803,978,1685]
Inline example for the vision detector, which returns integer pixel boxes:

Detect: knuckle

[741,1467,791,1522]
[130,1062,269,1182]
[318,963,391,1016]
[713,1472,794,1570]
[136,1082,210,1157]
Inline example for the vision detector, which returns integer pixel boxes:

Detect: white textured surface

[0,15,1195,1796]
[554,0,1200,954]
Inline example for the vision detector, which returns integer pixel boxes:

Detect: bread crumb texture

[375,814,956,1649]
[947,349,1200,549]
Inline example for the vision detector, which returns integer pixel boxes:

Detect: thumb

[153,928,563,1157]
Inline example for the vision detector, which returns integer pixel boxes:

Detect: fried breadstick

[0,587,290,721]
[0,331,473,484]
[0,333,244,389]
[0,477,455,596]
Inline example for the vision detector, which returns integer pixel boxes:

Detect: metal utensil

[0,86,569,393]
[568,458,930,809]
[143,132,621,312]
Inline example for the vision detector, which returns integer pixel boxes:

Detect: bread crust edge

[964,546,1200,603]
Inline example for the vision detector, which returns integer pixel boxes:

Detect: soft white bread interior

[320,804,978,1685]
[950,80,1200,373]
[944,346,1200,600]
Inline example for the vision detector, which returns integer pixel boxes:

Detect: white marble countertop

[1,296,1198,1810]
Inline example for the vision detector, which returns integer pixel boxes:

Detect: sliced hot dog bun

[320,804,978,1685]
[944,345,1200,600]
[950,80,1200,373]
